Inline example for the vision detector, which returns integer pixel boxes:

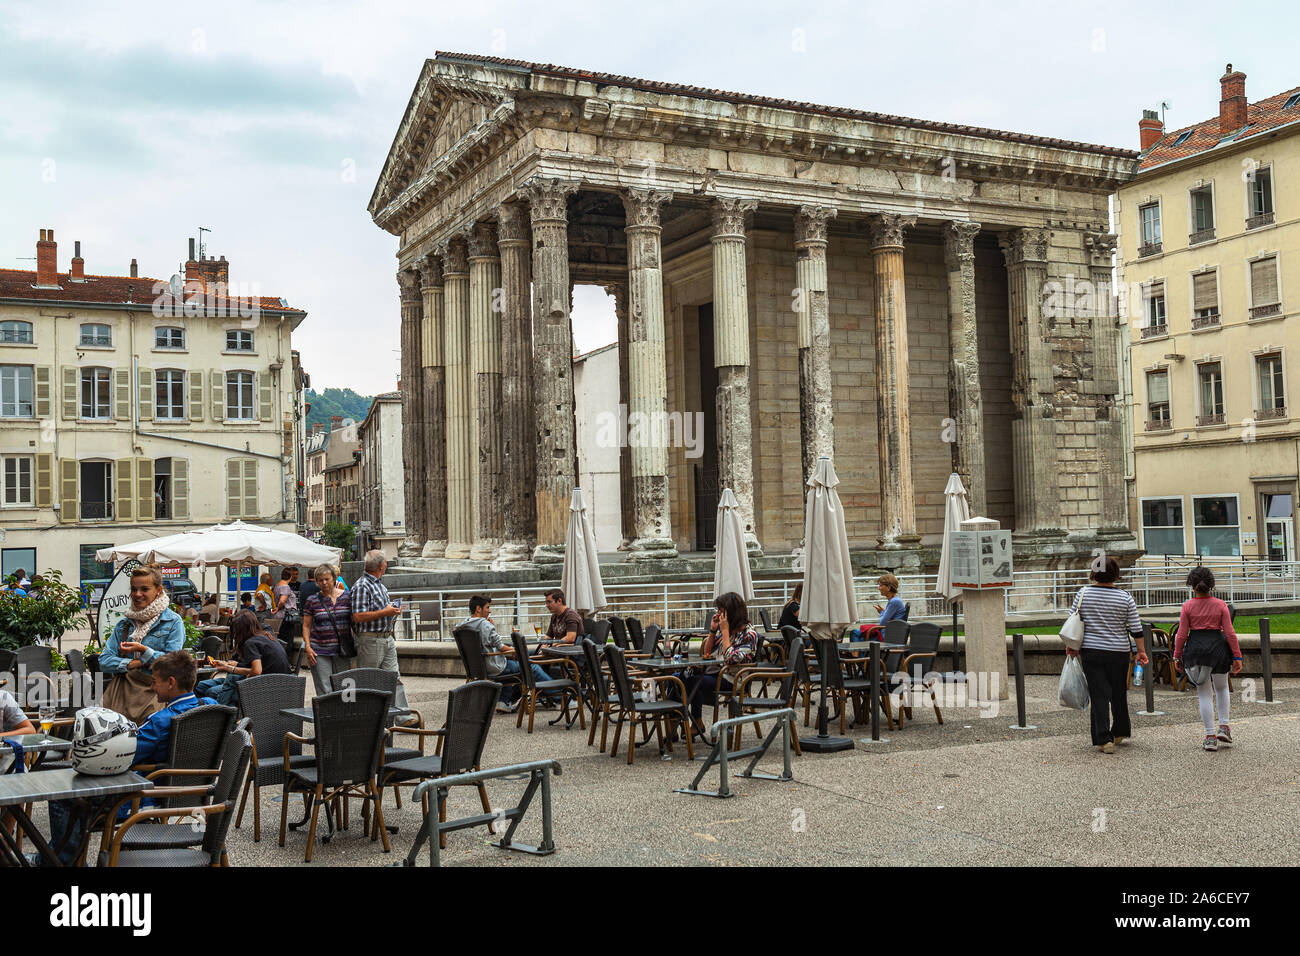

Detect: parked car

[162,576,201,610]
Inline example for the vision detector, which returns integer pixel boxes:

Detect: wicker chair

[508,631,584,734]
[278,688,393,862]
[586,619,611,644]
[728,635,804,754]
[199,636,226,660]
[14,644,53,676]
[625,617,645,654]
[608,617,629,650]
[329,668,424,806]
[581,638,622,753]
[888,622,944,729]
[453,624,522,695]
[233,674,310,841]
[133,704,237,801]
[603,644,692,765]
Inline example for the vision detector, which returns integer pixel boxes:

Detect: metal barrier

[399,759,561,867]
[674,708,795,798]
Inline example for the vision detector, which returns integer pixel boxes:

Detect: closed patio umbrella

[713,488,755,602]
[935,473,972,669]
[799,456,857,752]
[561,488,606,617]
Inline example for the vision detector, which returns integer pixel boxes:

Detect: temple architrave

[369,53,1142,573]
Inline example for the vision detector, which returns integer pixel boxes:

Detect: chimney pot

[1138,108,1165,150]
[130,258,138,278]
[188,238,196,260]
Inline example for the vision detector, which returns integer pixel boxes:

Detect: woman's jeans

[1078,648,1132,746]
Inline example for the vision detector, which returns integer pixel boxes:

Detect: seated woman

[852,573,907,641]
[681,591,758,739]
[196,609,290,705]
[777,584,803,632]
[99,565,186,724]
[201,592,221,624]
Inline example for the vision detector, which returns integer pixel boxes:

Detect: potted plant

[0,569,84,653]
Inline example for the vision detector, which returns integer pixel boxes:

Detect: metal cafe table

[11,733,72,770]
[0,769,154,866]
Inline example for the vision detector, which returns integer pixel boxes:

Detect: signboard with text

[950,531,1013,589]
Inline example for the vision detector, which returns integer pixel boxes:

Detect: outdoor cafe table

[0,769,154,866]
[11,733,71,770]
[279,706,406,722]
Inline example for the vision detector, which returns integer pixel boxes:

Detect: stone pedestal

[960,516,1009,702]
[441,237,473,560]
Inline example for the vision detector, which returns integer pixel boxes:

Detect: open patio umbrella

[712,488,755,602]
[561,488,606,617]
[935,473,972,669]
[799,456,858,752]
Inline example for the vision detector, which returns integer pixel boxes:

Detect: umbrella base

[798,734,855,753]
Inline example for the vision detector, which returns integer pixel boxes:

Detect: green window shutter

[226,458,242,518]
[258,373,273,422]
[35,453,53,508]
[115,458,134,521]
[59,458,78,523]
[34,366,52,420]
[172,458,190,520]
[188,370,204,421]
[61,366,77,420]
[211,369,225,422]
[113,368,131,421]
[136,457,154,522]
[242,458,258,518]
[138,368,153,422]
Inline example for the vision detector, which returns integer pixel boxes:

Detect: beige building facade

[358,391,406,557]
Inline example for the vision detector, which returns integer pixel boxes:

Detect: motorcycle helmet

[71,707,138,776]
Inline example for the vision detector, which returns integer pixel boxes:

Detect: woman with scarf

[99,565,186,723]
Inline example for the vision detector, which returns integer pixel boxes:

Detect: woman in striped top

[1067,557,1149,754]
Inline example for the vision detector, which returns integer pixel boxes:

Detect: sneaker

[1099,741,1115,754]
[1113,736,1129,746]
[1216,725,1233,747]
[1203,735,1218,751]
[500,700,520,714]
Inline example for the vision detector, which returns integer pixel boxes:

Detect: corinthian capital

[943,220,982,269]
[522,177,580,223]
[497,202,530,244]
[794,205,837,246]
[620,187,673,229]
[999,227,1049,266]
[868,213,916,250]
[1084,230,1118,266]
[421,253,443,290]
[437,236,469,276]
[711,197,758,239]
[397,268,421,302]
[466,220,499,260]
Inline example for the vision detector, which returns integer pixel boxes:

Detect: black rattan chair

[587,619,611,644]
[508,631,584,733]
[330,667,424,805]
[608,617,630,650]
[788,631,824,726]
[758,607,777,633]
[453,625,522,701]
[134,704,237,808]
[279,688,392,863]
[15,644,53,676]
[233,674,310,841]
[625,617,645,654]
[0,648,16,675]
[603,644,692,765]
[642,623,664,656]
[199,636,226,660]
[581,639,622,753]
[889,622,944,729]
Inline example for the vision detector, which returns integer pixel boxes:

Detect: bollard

[859,639,889,745]
[1137,623,1166,716]
[1009,634,1037,730]
[1260,617,1279,704]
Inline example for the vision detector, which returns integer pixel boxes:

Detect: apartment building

[357,391,405,558]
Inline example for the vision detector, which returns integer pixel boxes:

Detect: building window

[78,544,114,587]
[1140,282,1166,338]
[1145,370,1170,428]
[79,324,112,347]
[1197,362,1224,425]
[155,369,187,420]
[0,365,34,418]
[1248,165,1274,228]
[1,456,33,507]
[1249,256,1281,319]
[1141,498,1184,555]
[1138,202,1162,255]
[1190,186,1215,242]
[80,367,112,419]
[1191,270,1219,329]
[1257,353,1285,417]
[154,457,172,519]
[225,371,255,420]
[225,329,254,352]
[155,327,184,350]
[80,460,113,520]
[1192,495,1240,556]
[2,547,37,582]
[0,321,33,345]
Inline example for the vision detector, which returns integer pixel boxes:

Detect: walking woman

[1174,567,1242,751]
[301,564,355,696]
[1067,557,1149,753]
[682,591,758,738]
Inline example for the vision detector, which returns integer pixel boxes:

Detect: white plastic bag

[1058,655,1089,711]
[1059,610,1085,650]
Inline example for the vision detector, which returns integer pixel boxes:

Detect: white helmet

[71,707,139,776]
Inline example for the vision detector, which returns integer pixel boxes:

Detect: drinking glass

[38,704,55,736]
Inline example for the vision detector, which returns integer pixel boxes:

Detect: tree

[0,569,85,651]
[322,521,357,561]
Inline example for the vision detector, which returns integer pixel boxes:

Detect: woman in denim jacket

[99,565,186,723]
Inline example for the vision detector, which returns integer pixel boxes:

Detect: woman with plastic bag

[1066,556,1148,754]
[1173,567,1242,752]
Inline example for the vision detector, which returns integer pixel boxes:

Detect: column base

[532,544,565,565]
[625,537,679,561]
[617,538,632,552]
[397,538,422,558]
[469,539,501,562]
[876,533,922,551]
[443,541,473,560]
[744,535,764,557]
[421,540,447,559]
[492,541,536,567]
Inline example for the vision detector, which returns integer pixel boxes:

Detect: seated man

[459,596,553,714]
[1,689,36,738]
[48,651,216,865]
[541,589,583,646]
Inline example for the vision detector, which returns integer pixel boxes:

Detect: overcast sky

[2,0,1296,394]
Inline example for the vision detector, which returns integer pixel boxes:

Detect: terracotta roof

[433,51,1137,159]
[0,267,305,313]
[1139,85,1300,171]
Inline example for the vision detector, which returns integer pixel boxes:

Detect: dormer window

[1172,130,1194,147]
[1284,92,1300,110]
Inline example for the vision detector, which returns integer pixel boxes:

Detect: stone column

[420,254,448,557]
[494,202,538,565]
[397,268,424,556]
[943,220,987,517]
[794,206,837,486]
[869,213,919,548]
[712,197,761,553]
[609,282,634,551]
[440,236,473,559]
[525,178,580,564]
[467,220,503,561]
[620,188,678,560]
[999,228,1060,534]
[1086,231,1129,534]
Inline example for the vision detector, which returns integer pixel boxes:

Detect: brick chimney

[35,229,57,287]
[70,240,85,281]
[330,415,343,430]
[1139,109,1164,150]
[184,239,228,290]
[1220,63,1247,135]
[130,258,138,278]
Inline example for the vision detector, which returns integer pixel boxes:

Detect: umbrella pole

[799,637,854,753]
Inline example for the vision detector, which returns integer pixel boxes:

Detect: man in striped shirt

[350,550,408,710]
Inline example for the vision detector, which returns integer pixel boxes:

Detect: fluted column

[420,255,448,557]
[397,269,424,556]
[609,282,633,551]
[441,237,473,559]
[869,213,919,548]
[999,228,1059,534]
[467,221,503,561]
[1086,231,1128,533]
[794,206,837,487]
[712,197,761,553]
[496,202,537,564]
[525,178,580,564]
[944,221,987,517]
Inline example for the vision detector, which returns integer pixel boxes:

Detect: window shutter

[115,458,134,521]
[226,459,242,518]
[212,369,225,421]
[242,458,258,518]
[137,367,153,421]
[113,368,131,421]
[135,457,154,522]
[1193,272,1217,312]
[259,373,273,422]
[35,453,53,508]
[172,458,190,520]
[1148,372,1170,405]
[34,366,52,420]
[61,366,77,420]
[188,370,204,421]
[1251,257,1279,305]
[58,458,77,523]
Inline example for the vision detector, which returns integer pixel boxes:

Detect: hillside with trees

[305,387,373,430]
